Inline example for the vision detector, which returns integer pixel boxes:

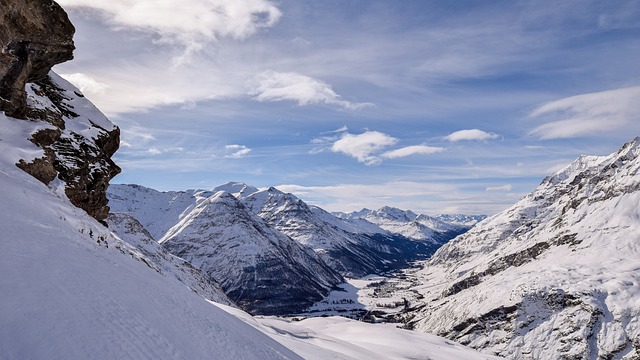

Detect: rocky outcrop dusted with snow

[406,138,640,359]
[1,0,120,222]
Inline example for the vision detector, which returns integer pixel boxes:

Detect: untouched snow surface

[0,118,300,359]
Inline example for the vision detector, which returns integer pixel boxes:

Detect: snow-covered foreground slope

[106,212,233,306]
[221,304,502,360]
[407,138,640,359]
[0,110,496,360]
[0,115,301,359]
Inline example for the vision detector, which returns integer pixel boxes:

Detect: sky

[54,0,640,215]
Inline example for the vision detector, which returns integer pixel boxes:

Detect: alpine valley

[2,1,640,359]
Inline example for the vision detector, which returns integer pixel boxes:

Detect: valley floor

[299,264,426,325]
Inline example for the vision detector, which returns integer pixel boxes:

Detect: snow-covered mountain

[232,185,451,276]
[108,185,343,315]
[405,137,640,359]
[337,206,473,243]
[434,214,487,227]
[159,191,343,315]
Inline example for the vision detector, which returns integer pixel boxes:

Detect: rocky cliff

[1,0,120,222]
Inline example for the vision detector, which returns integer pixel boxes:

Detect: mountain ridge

[404,137,640,359]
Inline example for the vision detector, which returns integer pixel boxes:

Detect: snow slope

[407,138,640,359]
[222,304,502,360]
[106,212,233,306]
[0,113,301,360]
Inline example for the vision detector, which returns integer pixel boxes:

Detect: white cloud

[146,147,185,156]
[381,145,444,159]
[325,126,349,133]
[331,131,397,165]
[250,70,372,110]
[57,0,281,47]
[445,129,499,142]
[485,184,512,192]
[224,144,251,158]
[529,86,640,139]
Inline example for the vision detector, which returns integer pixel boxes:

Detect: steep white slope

[0,115,302,360]
[106,212,232,306]
[108,184,213,239]
[408,138,640,359]
[158,190,343,315]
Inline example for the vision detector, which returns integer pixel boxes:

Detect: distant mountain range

[108,182,479,314]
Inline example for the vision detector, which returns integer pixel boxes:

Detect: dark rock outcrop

[2,0,120,223]
[0,0,75,118]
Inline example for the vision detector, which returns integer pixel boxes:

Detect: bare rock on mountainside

[405,137,640,359]
[0,0,75,118]
[1,0,120,222]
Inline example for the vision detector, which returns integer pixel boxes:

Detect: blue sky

[55,0,640,215]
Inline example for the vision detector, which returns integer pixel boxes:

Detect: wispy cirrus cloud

[445,129,499,142]
[224,144,252,159]
[381,145,443,159]
[250,70,372,110]
[57,0,281,46]
[529,86,640,139]
[485,184,513,192]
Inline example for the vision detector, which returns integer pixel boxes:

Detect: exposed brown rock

[0,0,75,118]
[18,75,121,223]
[2,0,121,224]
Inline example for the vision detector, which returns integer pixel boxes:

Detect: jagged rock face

[16,73,121,223]
[405,138,640,359]
[0,0,75,118]
[1,1,120,223]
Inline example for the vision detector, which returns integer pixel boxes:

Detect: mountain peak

[370,206,418,222]
[213,182,259,198]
